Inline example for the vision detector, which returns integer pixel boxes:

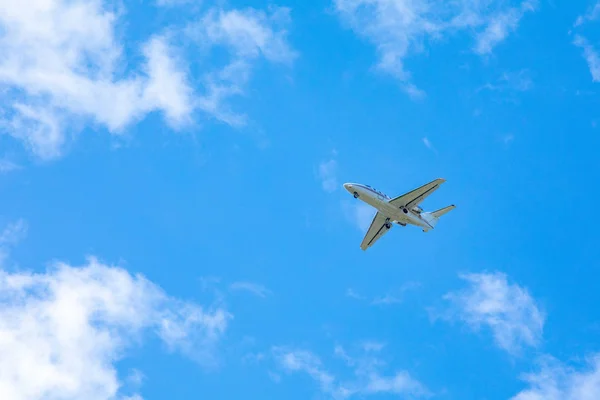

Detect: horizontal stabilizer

[421,205,456,231]
[431,205,456,218]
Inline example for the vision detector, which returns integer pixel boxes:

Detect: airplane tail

[421,205,456,231]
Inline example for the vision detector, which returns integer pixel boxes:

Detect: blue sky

[1,0,600,399]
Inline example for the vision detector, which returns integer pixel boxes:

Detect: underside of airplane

[343,178,455,250]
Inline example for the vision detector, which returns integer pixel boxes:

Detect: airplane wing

[388,178,446,209]
[360,212,391,251]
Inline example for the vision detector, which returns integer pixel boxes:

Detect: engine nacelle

[411,206,423,214]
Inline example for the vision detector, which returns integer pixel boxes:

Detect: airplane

[343,178,455,251]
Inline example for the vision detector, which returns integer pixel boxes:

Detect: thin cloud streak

[230,281,272,298]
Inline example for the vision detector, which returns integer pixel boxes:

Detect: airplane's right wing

[360,212,391,251]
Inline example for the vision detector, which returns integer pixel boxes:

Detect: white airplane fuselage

[343,183,434,231]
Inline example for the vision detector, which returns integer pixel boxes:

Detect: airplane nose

[343,183,352,191]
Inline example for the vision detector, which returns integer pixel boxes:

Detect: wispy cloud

[0,219,28,266]
[0,1,296,160]
[0,256,232,399]
[511,354,600,400]
[126,369,145,388]
[272,344,430,399]
[372,294,403,305]
[0,219,27,246]
[441,272,545,355]
[574,35,600,82]
[0,0,195,159]
[574,1,600,27]
[333,0,538,96]
[478,70,534,93]
[422,137,438,153]
[422,137,433,149]
[361,341,386,353]
[274,348,342,397]
[348,282,420,306]
[501,133,515,146]
[318,159,339,193]
[373,282,421,306]
[0,159,21,173]
[230,281,272,298]
[188,6,297,127]
[572,3,600,83]
[476,69,533,105]
[472,1,537,56]
[346,288,366,300]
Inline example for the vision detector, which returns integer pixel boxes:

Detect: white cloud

[364,371,429,396]
[472,1,537,56]
[274,348,341,397]
[333,0,537,95]
[229,281,272,298]
[0,0,195,160]
[188,6,297,126]
[574,35,600,82]
[0,1,296,159]
[196,7,296,65]
[273,345,430,399]
[573,4,600,83]
[442,272,545,355]
[511,354,600,400]
[140,35,195,127]
[318,159,339,193]
[0,256,231,400]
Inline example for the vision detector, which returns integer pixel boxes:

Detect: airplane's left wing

[360,212,391,251]
[388,178,446,210]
